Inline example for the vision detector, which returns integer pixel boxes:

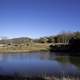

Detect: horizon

[0,0,80,38]
[0,31,79,40]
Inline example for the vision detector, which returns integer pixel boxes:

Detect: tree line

[0,32,80,45]
[34,32,80,43]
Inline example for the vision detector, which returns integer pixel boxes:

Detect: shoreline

[0,49,49,53]
[0,43,49,53]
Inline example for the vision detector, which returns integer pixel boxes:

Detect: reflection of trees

[47,52,57,60]
[55,56,70,64]
[69,56,80,68]
[38,52,50,60]
[55,55,80,68]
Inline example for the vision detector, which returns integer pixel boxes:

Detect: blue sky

[0,0,80,38]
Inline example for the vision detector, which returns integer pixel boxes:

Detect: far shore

[0,43,49,53]
[0,49,48,53]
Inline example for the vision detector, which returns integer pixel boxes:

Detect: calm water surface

[0,52,80,77]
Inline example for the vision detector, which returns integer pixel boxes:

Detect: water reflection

[69,56,80,68]
[0,52,79,77]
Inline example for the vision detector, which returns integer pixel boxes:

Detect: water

[0,52,80,77]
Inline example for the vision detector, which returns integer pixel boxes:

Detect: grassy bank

[0,43,49,53]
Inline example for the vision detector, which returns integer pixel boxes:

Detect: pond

[0,52,80,77]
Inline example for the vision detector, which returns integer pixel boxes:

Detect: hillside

[0,32,79,52]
